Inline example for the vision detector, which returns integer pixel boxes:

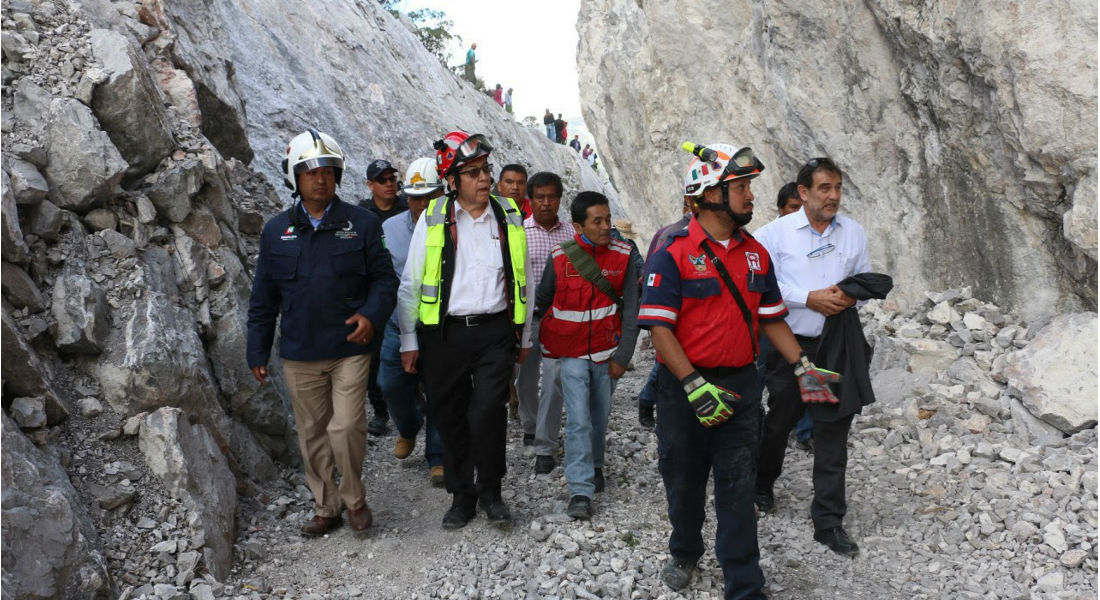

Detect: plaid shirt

[524,216,574,293]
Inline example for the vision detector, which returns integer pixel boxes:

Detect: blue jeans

[377,320,443,467]
[638,363,659,408]
[793,412,813,442]
[545,124,555,140]
[559,357,612,499]
[656,364,766,600]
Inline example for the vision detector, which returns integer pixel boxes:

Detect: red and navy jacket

[639,217,787,369]
[538,236,636,362]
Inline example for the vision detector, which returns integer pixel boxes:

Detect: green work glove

[681,371,738,427]
[793,354,841,404]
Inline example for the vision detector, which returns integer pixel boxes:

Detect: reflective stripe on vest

[417,195,527,326]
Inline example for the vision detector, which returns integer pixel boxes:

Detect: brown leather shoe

[347,504,373,532]
[394,436,415,459]
[300,515,342,537]
[429,465,445,486]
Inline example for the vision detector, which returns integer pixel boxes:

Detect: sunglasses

[457,164,495,178]
[372,175,398,184]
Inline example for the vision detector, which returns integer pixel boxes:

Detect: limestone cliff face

[578,0,1096,319]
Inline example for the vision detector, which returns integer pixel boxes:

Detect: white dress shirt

[398,199,533,352]
[751,207,871,338]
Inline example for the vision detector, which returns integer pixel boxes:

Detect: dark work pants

[756,339,854,531]
[367,352,387,419]
[656,364,766,600]
[419,315,515,506]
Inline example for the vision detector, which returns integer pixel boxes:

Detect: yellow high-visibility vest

[417,194,527,326]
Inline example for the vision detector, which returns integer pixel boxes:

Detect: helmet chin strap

[697,184,751,228]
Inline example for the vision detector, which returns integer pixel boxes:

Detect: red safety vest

[540,236,632,361]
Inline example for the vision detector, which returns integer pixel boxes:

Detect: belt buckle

[462,314,478,327]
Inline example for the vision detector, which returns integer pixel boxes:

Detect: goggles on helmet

[718,147,763,182]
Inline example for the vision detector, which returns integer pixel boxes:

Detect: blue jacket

[247,196,398,366]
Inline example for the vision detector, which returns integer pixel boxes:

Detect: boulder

[143,158,202,223]
[88,28,176,179]
[1,414,114,598]
[10,396,46,429]
[1002,312,1098,433]
[905,338,959,375]
[1,310,64,423]
[95,228,136,259]
[1,261,46,312]
[1,170,29,263]
[6,157,49,205]
[25,198,65,241]
[11,79,51,139]
[51,267,110,354]
[138,407,236,581]
[82,207,118,232]
[42,97,128,212]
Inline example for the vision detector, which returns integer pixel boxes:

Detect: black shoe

[660,557,695,591]
[442,500,476,530]
[638,404,655,429]
[522,433,535,447]
[795,437,814,453]
[754,488,775,514]
[814,526,860,556]
[593,468,605,493]
[479,495,513,525]
[566,495,592,520]
[367,414,389,436]
[534,455,556,474]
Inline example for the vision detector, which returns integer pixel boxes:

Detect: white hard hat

[682,143,764,196]
[402,157,444,196]
[282,129,345,194]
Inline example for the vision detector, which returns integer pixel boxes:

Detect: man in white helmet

[639,143,840,597]
[247,129,398,537]
[378,158,447,485]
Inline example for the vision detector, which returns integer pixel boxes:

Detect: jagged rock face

[578,1,1097,320]
[1,414,114,598]
[155,0,616,210]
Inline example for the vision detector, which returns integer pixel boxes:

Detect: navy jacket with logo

[247,195,398,367]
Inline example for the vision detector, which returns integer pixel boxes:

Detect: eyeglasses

[807,243,835,259]
[372,175,398,184]
[457,164,494,178]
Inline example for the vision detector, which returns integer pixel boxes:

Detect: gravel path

[214,332,1096,600]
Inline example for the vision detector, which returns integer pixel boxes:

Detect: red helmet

[434,131,493,178]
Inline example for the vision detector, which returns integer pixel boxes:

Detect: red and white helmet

[282,129,345,194]
[434,130,493,178]
[682,143,764,196]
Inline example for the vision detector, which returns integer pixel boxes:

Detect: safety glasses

[719,147,763,179]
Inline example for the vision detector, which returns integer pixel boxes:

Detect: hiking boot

[754,488,776,514]
[300,515,342,537]
[660,557,696,591]
[429,465,445,486]
[593,468,605,493]
[442,498,476,530]
[534,455,556,474]
[566,495,592,520]
[367,414,389,436]
[394,436,415,459]
[638,404,655,429]
[479,495,513,525]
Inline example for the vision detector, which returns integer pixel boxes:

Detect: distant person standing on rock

[397,131,531,530]
[248,129,397,537]
[569,135,581,152]
[581,144,593,160]
[640,142,839,597]
[464,42,477,83]
[505,88,513,114]
[554,114,566,144]
[753,157,873,558]
[493,84,504,106]
[543,109,555,141]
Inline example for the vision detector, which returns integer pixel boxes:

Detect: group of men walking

[247,126,883,598]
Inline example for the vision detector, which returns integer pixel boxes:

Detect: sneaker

[429,465,445,486]
[593,468,605,493]
[754,488,776,514]
[394,436,415,459]
[638,404,655,429]
[566,495,592,520]
[660,557,696,591]
[367,414,389,436]
[534,455,556,474]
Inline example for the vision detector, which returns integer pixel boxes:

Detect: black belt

[698,364,756,379]
[794,335,820,344]
[444,311,508,327]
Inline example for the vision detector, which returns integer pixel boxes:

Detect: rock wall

[1,0,614,593]
[577,0,1096,320]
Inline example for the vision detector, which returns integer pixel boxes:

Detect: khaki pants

[282,354,370,518]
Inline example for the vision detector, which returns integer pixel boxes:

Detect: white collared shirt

[751,207,871,337]
[398,199,532,351]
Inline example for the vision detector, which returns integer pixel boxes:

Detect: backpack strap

[559,239,622,308]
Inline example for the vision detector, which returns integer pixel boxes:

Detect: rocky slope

[577,0,1097,321]
[1,0,611,596]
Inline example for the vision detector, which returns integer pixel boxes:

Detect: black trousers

[755,338,854,531]
[419,314,515,505]
[368,352,386,418]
